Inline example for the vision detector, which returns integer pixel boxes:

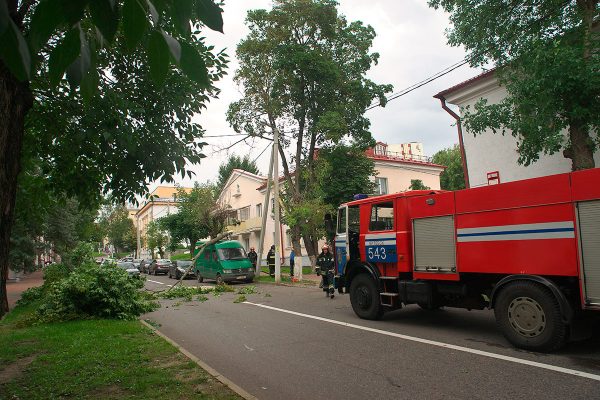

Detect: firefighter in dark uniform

[248,247,258,271]
[267,245,276,277]
[316,244,335,298]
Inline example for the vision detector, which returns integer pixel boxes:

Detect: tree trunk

[0,62,33,318]
[301,233,317,268]
[291,236,303,280]
[563,121,595,171]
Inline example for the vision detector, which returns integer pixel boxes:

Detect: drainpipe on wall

[434,95,471,189]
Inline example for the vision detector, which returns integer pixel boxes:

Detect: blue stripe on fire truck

[456,221,574,243]
[365,233,397,263]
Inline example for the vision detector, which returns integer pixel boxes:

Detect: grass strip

[0,303,241,399]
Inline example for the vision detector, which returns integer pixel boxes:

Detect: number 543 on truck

[330,168,600,352]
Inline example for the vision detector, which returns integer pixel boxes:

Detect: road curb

[139,319,258,400]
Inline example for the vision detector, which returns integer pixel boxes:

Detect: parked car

[117,261,140,277]
[194,240,254,284]
[139,259,153,273]
[148,259,171,275]
[120,257,134,262]
[100,258,116,267]
[168,260,195,280]
[132,259,142,270]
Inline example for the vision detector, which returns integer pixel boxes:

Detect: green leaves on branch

[0,0,223,89]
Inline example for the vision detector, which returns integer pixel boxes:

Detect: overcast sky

[155,0,484,189]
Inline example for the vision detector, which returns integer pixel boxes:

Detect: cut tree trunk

[564,122,595,171]
[0,61,33,318]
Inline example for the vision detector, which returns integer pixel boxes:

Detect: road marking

[147,280,172,287]
[244,302,600,382]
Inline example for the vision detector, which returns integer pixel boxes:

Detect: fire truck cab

[333,168,600,352]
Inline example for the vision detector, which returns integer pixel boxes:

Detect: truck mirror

[324,213,332,221]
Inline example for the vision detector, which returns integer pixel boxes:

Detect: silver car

[117,262,141,277]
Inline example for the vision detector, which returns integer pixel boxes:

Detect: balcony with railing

[365,148,433,164]
[226,216,262,234]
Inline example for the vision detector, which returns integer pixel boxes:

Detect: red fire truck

[331,168,600,351]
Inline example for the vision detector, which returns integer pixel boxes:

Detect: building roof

[434,68,497,99]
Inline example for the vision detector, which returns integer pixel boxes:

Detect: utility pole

[256,147,274,278]
[273,128,282,283]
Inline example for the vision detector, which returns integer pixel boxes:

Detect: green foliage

[21,263,157,323]
[197,294,209,302]
[216,154,260,191]
[233,295,247,303]
[409,179,430,191]
[237,285,257,295]
[158,183,230,255]
[26,32,227,206]
[145,221,169,258]
[0,0,224,87]
[432,144,466,191]
[214,283,235,293]
[99,203,136,253]
[429,0,599,170]
[65,242,96,269]
[227,0,392,259]
[317,145,377,206]
[43,263,72,285]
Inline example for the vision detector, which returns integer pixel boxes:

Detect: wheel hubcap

[508,296,546,337]
[356,286,371,310]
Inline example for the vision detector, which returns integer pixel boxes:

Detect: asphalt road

[143,273,600,400]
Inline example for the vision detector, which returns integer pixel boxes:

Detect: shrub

[36,263,158,322]
[43,263,71,285]
[17,286,45,306]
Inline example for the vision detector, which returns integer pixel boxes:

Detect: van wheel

[215,274,224,285]
[494,281,567,352]
[349,274,383,320]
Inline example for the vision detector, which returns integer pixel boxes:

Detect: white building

[218,144,444,264]
[135,186,192,258]
[435,70,600,187]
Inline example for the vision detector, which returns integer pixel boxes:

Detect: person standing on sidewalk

[248,247,258,271]
[316,245,335,299]
[289,249,295,278]
[267,245,276,277]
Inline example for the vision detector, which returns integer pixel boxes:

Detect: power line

[366,0,570,111]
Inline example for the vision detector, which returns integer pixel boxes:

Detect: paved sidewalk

[6,269,44,308]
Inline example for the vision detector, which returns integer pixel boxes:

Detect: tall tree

[432,144,465,191]
[99,204,136,254]
[216,154,260,191]
[159,183,230,256]
[429,0,599,171]
[228,0,392,264]
[317,145,377,208]
[145,221,169,259]
[0,1,226,316]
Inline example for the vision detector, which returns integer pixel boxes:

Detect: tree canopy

[431,144,466,191]
[216,154,260,192]
[227,0,392,261]
[159,183,230,256]
[429,0,599,171]
[0,0,227,316]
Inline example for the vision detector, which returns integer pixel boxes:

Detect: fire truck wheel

[494,281,567,352]
[349,274,383,320]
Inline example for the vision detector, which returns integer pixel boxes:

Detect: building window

[256,204,262,218]
[239,206,250,221]
[376,177,388,195]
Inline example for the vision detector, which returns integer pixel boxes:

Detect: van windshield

[217,248,247,260]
